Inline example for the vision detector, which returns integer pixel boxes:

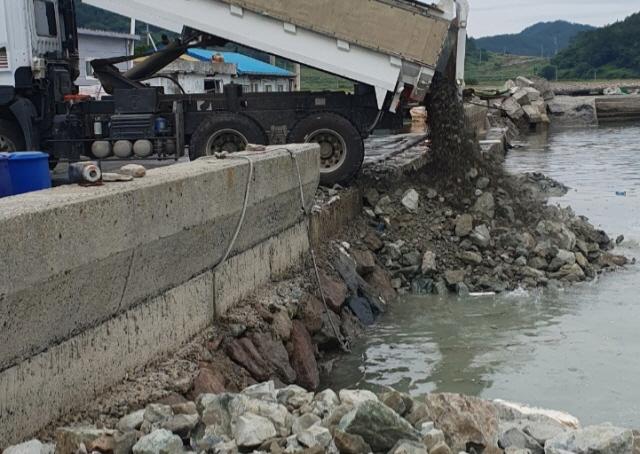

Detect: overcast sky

[467,0,639,37]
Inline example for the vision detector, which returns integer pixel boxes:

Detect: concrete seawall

[0,145,319,446]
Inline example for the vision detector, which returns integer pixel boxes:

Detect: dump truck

[0,0,468,185]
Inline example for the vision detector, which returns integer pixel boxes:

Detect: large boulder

[419,393,500,453]
[338,400,420,452]
[545,425,634,454]
[290,320,320,390]
[132,430,184,454]
[55,427,115,454]
[473,193,496,219]
[318,270,348,313]
[3,440,54,454]
[226,337,270,382]
[250,332,297,384]
[232,413,277,448]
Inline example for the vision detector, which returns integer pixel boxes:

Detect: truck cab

[0,0,78,153]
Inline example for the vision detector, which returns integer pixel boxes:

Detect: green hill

[550,12,640,79]
[474,21,595,58]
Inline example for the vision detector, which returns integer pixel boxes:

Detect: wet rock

[365,265,397,303]
[339,389,379,407]
[444,270,466,287]
[421,393,500,453]
[318,270,348,313]
[232,413,277,448]
[389,439,428,454]
[192,367,226,396]
[4,440,54,454]
[411,277,434,295]
[536,221,576,251]
[290,321,320,390]
[499,427,543,454]
[250,332,297,384]
[334,429,372,454]
[550,263,585,282]
[600,253,628,268]
[473,193,495,219]
[455,214,474,237]
[421,251,437,274]
[55,427,114,454]
[313,310,344,350]
[346,296,375,326]
[470,225,491,248]
[297,425,332,449]
[132,430,183,454]
[161,414,199,440]
[549,250,576,271]
[226,337,270,382]
[402,189,420,213]
[351,249,377,276]
[434,280,449,295]
[545,425,633,454]
[338,400,420,451]
[118,410,146,432]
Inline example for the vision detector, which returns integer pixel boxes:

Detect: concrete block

[0,271,214,447]
[0,145,320,371]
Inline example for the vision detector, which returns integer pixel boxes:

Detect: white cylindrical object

[91,141,111,158]
[94,120,103,137]
[133,140,153,158]
[113,140,133,158]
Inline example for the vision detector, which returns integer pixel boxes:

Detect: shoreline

[5,78,637,452]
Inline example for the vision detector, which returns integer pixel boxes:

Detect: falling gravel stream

[326,123,640,427]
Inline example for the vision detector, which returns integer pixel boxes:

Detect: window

[265,84,273,92]
[251,83,259,93]
[34,0,58,37]
[0,48,8,70]
[277,85,284,92]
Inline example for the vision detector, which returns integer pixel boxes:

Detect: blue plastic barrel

[0,152,51,198]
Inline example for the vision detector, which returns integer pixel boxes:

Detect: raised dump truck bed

[84,0,467,109]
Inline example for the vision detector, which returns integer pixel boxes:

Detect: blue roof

[187,49,294,77]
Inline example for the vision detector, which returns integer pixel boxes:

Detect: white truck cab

[0,0,66,87]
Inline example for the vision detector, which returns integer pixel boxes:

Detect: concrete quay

[0,144,319,446]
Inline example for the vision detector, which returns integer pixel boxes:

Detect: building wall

[213,74,295,93]
[77,33,135,87]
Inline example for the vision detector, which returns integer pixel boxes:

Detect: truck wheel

[288,112,364,186]
[0,119,25,152]
[189,113,266,160]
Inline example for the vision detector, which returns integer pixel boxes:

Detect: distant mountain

[74,0,131,33]
[473,21,595,58]
[550,12,640,79]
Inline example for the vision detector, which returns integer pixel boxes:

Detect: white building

[187,49,297,93]
[77,28,140,94]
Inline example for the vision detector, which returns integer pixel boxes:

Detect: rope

[215,153,254,267]
[287,149,351,353]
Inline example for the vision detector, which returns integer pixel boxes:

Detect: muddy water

[326,124,640,426]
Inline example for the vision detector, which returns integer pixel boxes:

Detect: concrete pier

[0,145,319,446]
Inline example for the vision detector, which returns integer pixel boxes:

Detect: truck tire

[288,112,364,186]
[189,113,266,160]
[0,119,25,152]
